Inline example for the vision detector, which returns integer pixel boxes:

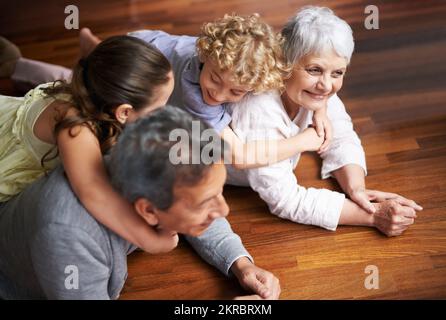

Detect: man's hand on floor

[230,257,281,300]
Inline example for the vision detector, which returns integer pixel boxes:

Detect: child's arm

[221,125,324,170]
[312,105,333,154]
[56,122,178,254]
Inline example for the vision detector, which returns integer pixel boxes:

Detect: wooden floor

[1,0,445,299]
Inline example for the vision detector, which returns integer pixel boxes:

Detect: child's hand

[312,109,333,154]
[155,228,179,253]
[300,127,325,152]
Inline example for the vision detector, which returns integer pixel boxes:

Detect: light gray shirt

[128,30,232,133]
[0,165,252,299]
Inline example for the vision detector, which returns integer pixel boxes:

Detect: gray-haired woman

[227,6,423,236]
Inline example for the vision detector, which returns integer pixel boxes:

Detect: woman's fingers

[314,118,324,137]
[319,139,329,153]
[351,191,376,214]
[394,196,423,211]
[315,121,331,153]
[367,190,423,211]
[365,190,397,202]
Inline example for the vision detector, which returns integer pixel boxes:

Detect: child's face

[284,50,347,111]
[199,58,252,106]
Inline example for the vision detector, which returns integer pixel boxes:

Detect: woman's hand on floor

[350,188,423,215]
[372,199,421,237]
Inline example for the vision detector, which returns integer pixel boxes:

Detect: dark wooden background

[1,0,445,299]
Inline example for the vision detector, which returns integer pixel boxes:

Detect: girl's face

[127,71,175,122]
[284,50,347,111]
[199,58,252,106]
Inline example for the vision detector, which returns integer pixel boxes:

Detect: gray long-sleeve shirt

[0,165,251,299]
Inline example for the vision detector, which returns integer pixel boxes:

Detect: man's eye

[211,75,219,83]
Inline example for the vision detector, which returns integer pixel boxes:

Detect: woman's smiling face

[284,49,348,111]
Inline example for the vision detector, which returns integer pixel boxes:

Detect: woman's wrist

[339,198,376,227]
[346,185,366,198]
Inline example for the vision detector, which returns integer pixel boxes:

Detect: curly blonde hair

[196,13,291,92]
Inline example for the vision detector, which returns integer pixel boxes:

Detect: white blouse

[226,91,367,231]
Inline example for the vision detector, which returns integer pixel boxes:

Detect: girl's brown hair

[42,35,172,165]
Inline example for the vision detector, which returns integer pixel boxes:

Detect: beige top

[0,82,72,201]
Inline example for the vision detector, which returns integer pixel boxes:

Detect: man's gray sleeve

[30,223,112,300]
[184,217,253,276]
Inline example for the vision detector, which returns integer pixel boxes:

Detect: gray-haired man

[0,106,279,300]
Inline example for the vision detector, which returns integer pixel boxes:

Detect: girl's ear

[134,198,159,227]
[114,104,134,124]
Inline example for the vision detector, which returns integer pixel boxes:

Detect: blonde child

[0,35,178,253]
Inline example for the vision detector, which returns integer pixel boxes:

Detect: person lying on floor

[0,7,422,241]
[0,106,280,300]
[225,6,422,236]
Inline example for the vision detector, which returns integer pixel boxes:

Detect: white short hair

[282,6,354,64]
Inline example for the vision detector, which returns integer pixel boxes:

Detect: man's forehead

[173,164,226,202]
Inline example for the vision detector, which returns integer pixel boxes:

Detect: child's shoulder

[229,90,288,128]
[128,29,197,58]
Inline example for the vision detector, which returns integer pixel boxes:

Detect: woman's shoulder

[326,94,351,120]
[327,94,345,109]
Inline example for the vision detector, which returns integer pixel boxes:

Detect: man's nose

[210,194,229,219]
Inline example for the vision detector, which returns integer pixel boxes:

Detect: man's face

[199,58,252,106]
[151,163,229,237]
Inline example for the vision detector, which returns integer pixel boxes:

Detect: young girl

[0,35,178,253]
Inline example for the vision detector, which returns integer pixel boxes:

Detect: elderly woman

[226,6,422,236]
[1,7,423,237]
